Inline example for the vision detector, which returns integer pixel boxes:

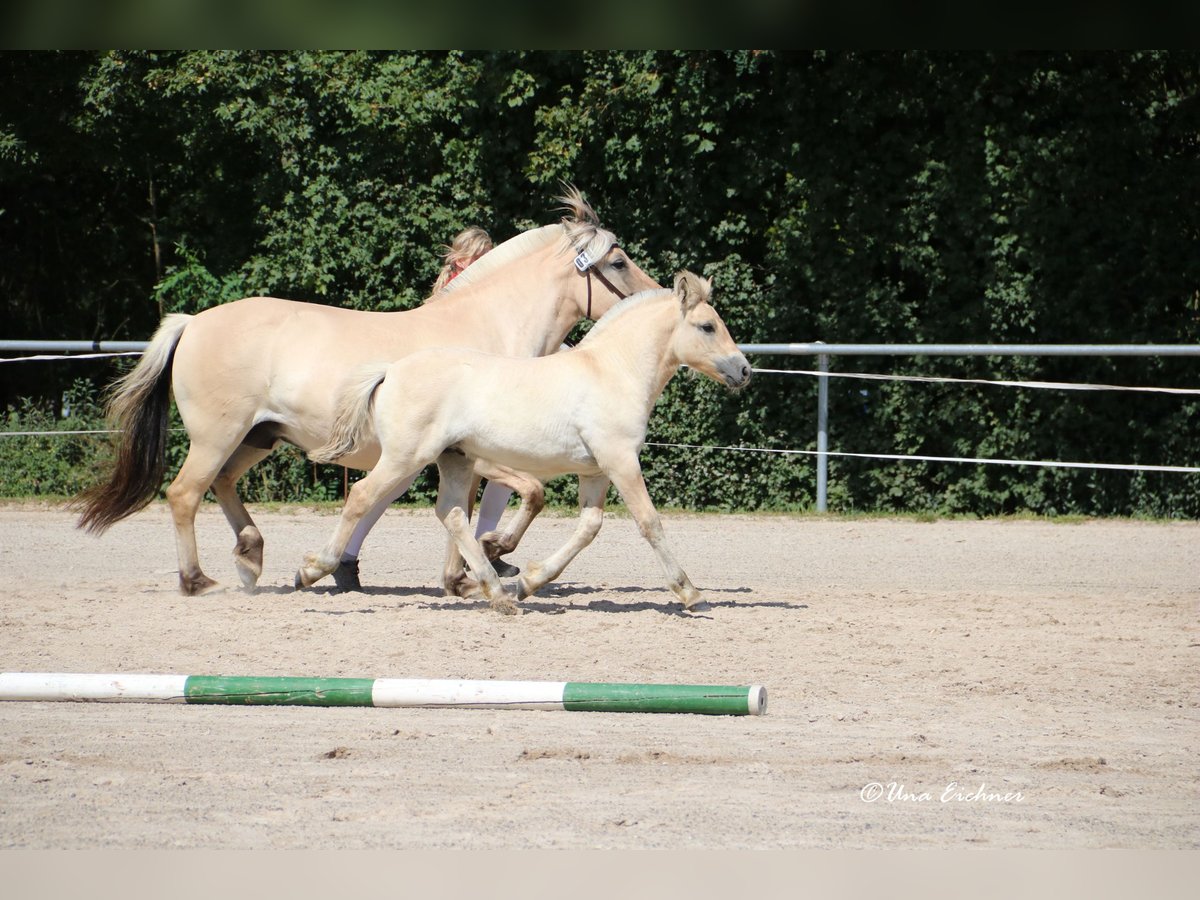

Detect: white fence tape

[2,430,119,437]
[751,367,1200,395]
[644,442,1200,475]
[3,347,1196,477]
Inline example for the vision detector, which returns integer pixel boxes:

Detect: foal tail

[74,314,192,534]
[309,363,389,464]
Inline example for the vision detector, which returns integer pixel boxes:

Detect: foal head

[669,271,752,391]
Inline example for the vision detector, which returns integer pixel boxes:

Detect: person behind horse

[429,225,493,293]
[333,226,519,589]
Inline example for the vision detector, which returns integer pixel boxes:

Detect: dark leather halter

[575,243,627,319]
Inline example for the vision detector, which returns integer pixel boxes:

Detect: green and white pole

[0,673,766,716]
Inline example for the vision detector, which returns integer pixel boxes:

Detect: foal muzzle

[718,354,753,390]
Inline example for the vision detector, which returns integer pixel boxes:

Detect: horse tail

[309,364,389,464]
[74,314,192,533]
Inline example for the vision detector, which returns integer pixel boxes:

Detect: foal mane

[579,271,712,344]
[577,288,673,344]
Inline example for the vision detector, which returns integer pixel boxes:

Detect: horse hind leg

[441,472,481,598]
[210,440,274,590]
[473,462,545,561]
[166,440,238,596]
[444,464,546,598]
[435,453,519,615]
[516,474,607,600]
[295,458,421,589]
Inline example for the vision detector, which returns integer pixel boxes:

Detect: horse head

[558,185,660,320]
[670,271,752,391]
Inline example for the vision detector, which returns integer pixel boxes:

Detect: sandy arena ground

[0,501,1195,849]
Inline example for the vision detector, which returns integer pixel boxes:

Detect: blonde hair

[430,226,494,295]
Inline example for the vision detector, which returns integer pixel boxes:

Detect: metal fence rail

[0,340,149,353]
[5,339,1198,514]
[737,342,1200,512]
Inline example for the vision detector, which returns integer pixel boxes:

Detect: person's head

[431,226,493,293]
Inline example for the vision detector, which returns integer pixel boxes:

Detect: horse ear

[673,270,711,311]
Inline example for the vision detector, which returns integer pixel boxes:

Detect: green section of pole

[561,682,763,715]
[183,675,376,706]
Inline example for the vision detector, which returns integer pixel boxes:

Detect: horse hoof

[445,573,481,599]
[491,557,520,578]
[179,573,219,596]
[478,530,510,555]
[490,595,521,616]
[682,600,712,614]
[235,557,261,591]
[332,559,362,592]
[233,526,264,589]
[294,568,324,590]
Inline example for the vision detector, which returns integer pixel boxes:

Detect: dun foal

[299,271,751,614]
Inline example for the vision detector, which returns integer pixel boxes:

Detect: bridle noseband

[574,244,627,319]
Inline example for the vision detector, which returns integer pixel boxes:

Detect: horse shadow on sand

[286,581,807,619]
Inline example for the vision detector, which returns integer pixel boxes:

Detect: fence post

[816,344,829,513]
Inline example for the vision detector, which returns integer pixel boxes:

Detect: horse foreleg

[211,442,272,591]
[435,453,519,615]
[516,474,608,600]
[604,459,704,610]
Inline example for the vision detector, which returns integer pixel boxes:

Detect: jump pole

[0,673,766,716]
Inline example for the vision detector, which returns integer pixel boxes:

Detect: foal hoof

[234,557,261,591]
[295,552,338,589]
[444,571,481,599]
[179,572,219,596]
[489,594,521,616]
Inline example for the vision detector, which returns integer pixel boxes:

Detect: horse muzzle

[718,354,753,391]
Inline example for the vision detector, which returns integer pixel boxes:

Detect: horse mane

[577,288,674,344]
[433,223,563,299]
[431,184,617,303]
[556,184,619,265]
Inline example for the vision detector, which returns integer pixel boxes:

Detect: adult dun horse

[298,271,751,615]
[75,190,659,595]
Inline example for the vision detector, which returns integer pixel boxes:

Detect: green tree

[2,51,1197,516]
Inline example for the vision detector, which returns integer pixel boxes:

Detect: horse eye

[610,257,627,269]
[699,322,716,334]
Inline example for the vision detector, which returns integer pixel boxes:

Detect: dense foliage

[2,51,1198,515]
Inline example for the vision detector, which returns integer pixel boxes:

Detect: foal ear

[673,270,712,312]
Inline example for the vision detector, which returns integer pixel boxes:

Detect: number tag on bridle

[573,249,594,272]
